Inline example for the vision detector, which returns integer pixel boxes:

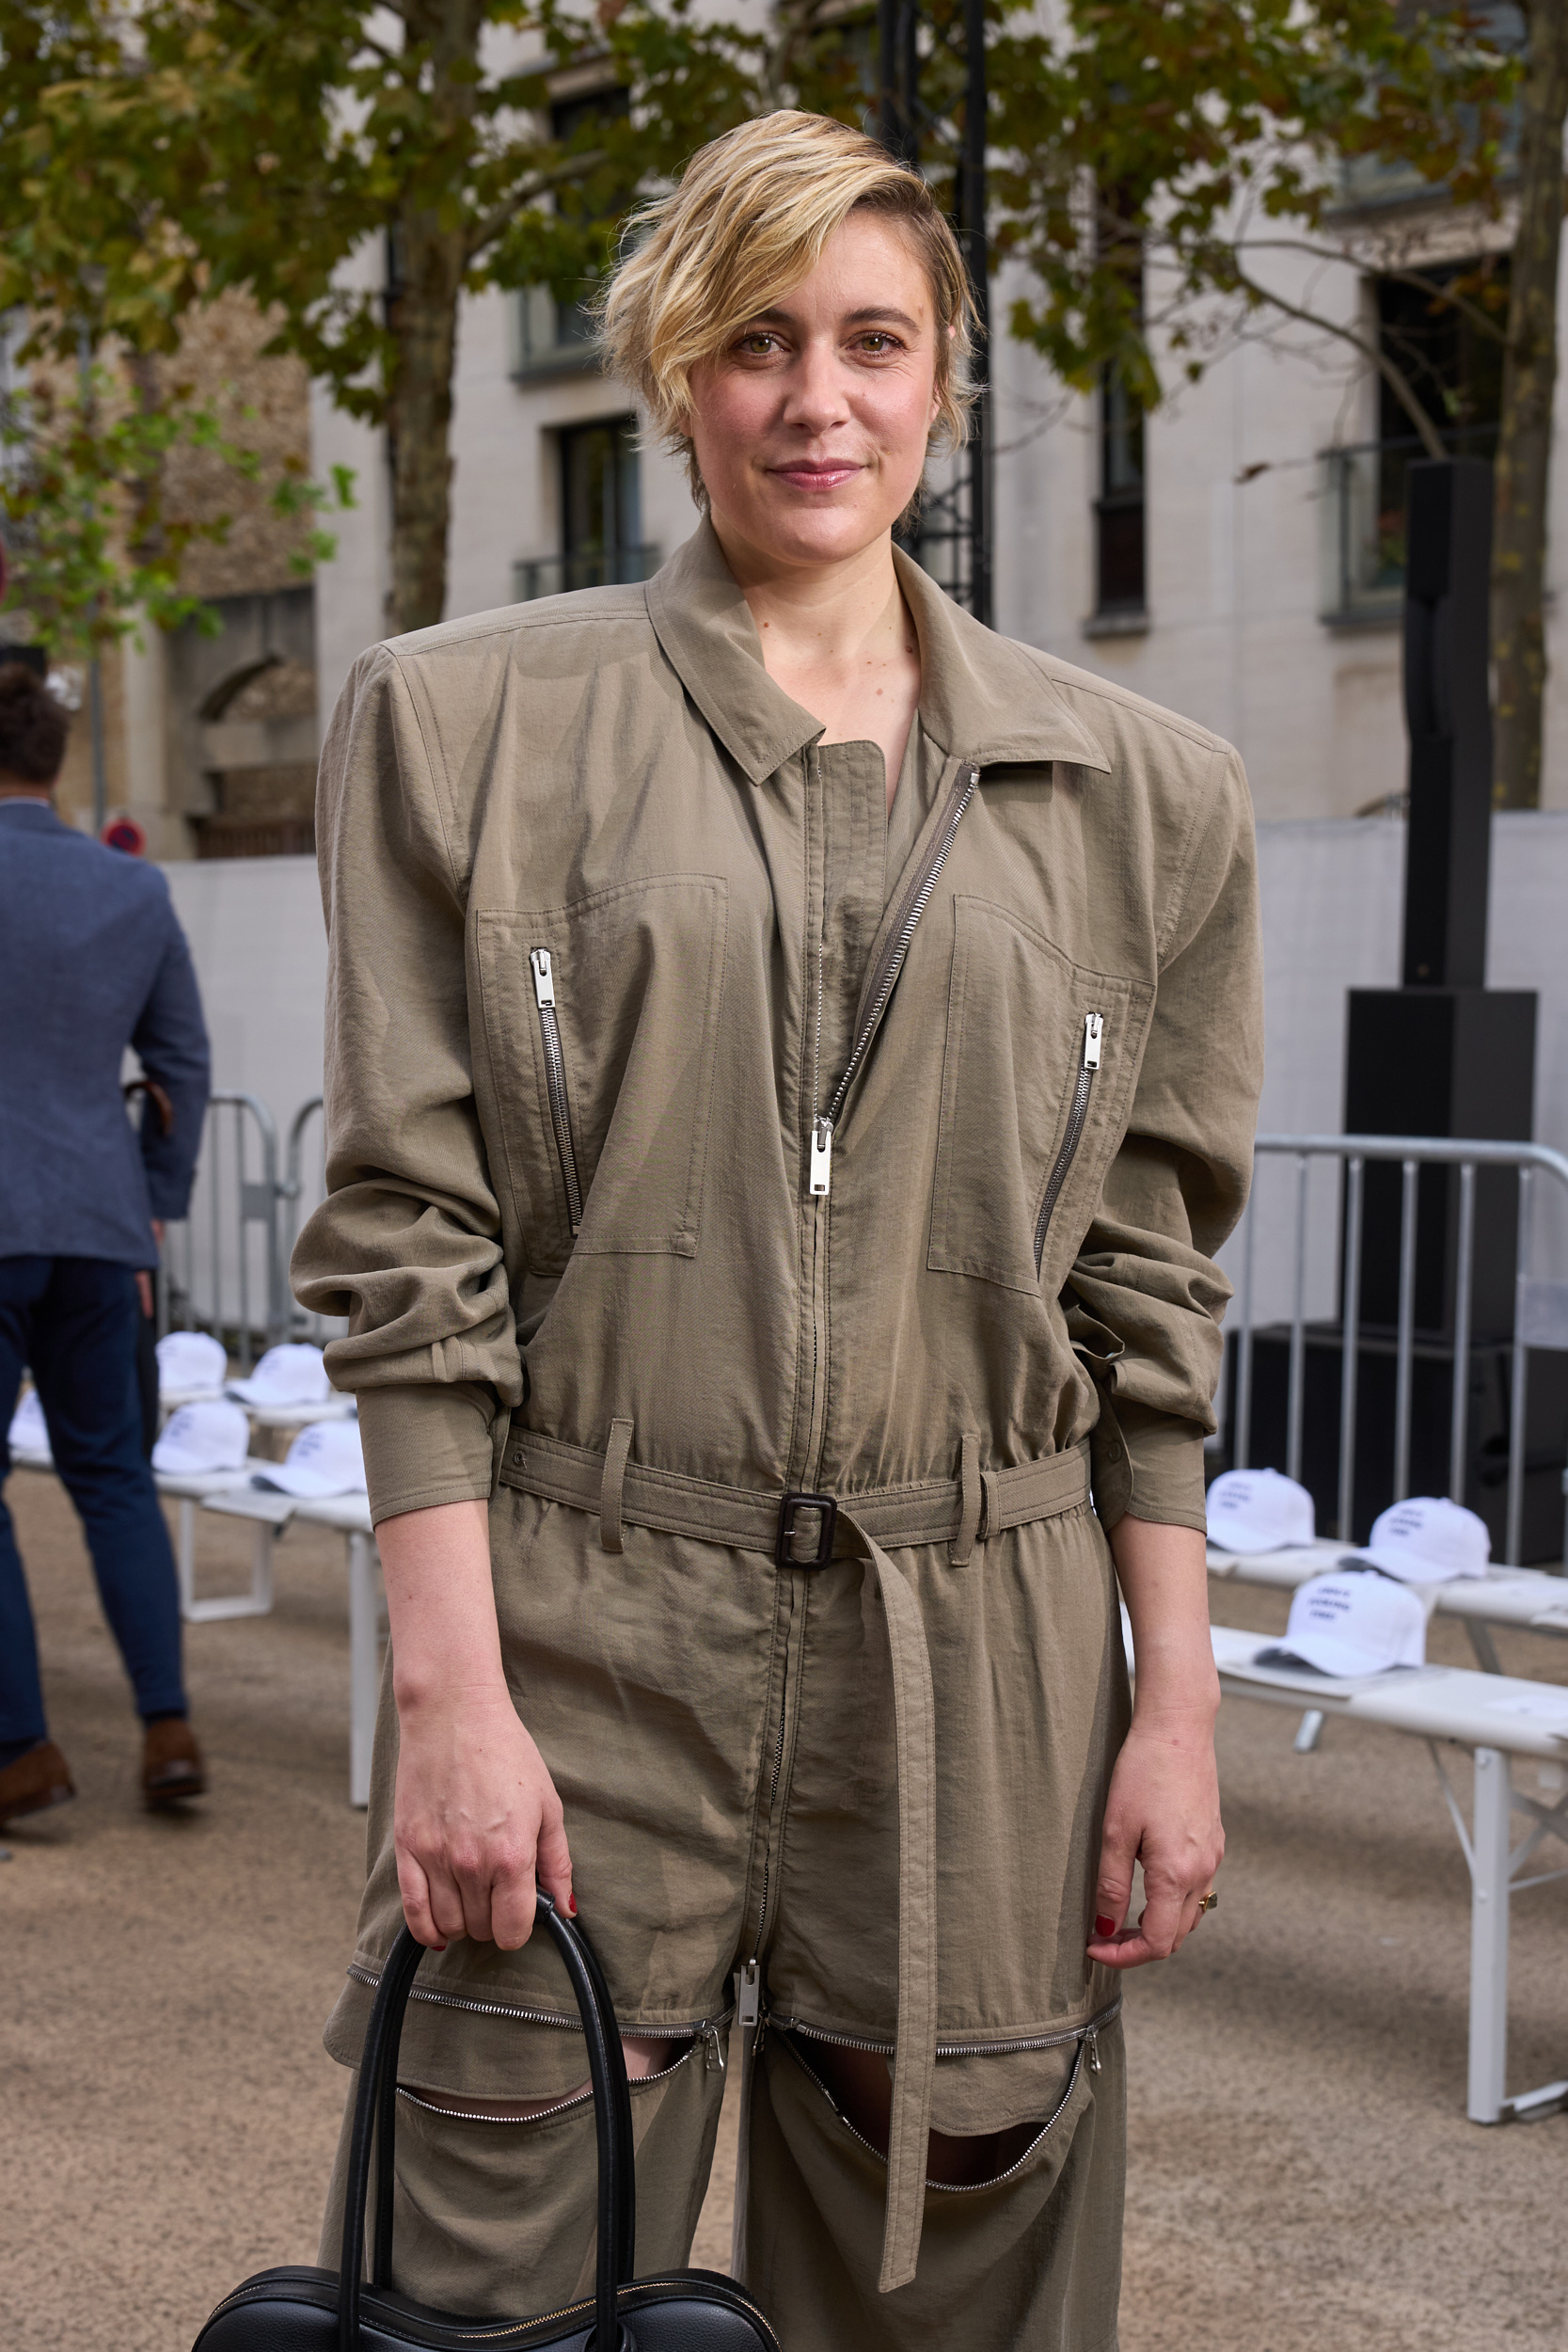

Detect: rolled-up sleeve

[1069,747,1263,1532]
[290,645,521,1524]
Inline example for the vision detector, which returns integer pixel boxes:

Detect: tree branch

[1219,260,1449,455]
[464,147,609,265]
[1231,234,1510,344]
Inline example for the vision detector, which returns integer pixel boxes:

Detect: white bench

[203,1486,382,1807]
[1208,1538,1568,1675]
[1209,1623,1568,2128]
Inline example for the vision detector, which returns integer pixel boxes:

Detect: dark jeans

[0,1255,186,1747]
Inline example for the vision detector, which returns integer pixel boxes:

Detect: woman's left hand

[1085,1706,1224,1967]
[1087,1512,1224,1969]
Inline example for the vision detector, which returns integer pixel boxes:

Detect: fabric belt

[498,1426,1094,2294]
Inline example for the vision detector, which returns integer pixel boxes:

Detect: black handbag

[193,1895,778,2351]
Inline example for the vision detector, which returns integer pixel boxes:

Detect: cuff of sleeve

[356,1383,500,1527]
[1090,1395,1210,1534]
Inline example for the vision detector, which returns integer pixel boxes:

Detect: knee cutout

[782,2027,1096,2190]
[400,2032,697,2124]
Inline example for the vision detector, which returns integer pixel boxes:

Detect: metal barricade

[155,1091,285,1370]
[282,1095,345,1343]
[1230,1135,1568,1565]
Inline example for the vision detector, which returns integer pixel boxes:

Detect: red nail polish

[1094,1915,1117,1937]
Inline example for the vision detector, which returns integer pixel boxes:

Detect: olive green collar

[644,516,1112,784]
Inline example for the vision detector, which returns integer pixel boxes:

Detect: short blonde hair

[598,111,974,494]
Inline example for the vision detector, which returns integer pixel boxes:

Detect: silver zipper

[738,1627,793,2044]
[768,1993,1121,2062]
[529,946,584,1234]
[345,1961,730,2048]
[1033,1010,1104,1274]
[807,760,981,1199]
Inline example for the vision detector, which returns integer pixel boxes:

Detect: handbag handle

[338,1895,637,2352]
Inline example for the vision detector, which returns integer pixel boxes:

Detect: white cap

[8,1388,50,1457]
[151,1398,251,1476]
[227,1343,332,1408]
[1206,1468,1317,1552]
[255,1418,367,1499]
[155,1330,229,1395]
[1354,1496,1491,1585]
[1279,1568,1427,1677]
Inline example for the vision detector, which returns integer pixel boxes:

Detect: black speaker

[1401,458,1493,989]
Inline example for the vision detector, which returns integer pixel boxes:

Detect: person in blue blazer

[0,660,212,1823]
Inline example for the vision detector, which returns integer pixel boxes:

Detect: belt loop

[599,1418,633,1554]
[980,1468,1003,1541]
[950,1433,981,1567]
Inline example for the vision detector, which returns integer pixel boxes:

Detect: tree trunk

[1492,0,1568,809]
[386,0,485,634]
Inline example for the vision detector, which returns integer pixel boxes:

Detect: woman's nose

[781,338,849,429]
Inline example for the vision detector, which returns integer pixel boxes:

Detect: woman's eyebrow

[738,305,925,333]
[841,307,923,332]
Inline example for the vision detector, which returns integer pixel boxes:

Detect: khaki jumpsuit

[294,520,1263,2350]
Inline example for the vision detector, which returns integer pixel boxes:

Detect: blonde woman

[296,108,1261,2350]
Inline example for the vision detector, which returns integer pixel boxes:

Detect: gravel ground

[2,1467,1563,2350]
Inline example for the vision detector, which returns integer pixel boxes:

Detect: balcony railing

[1320,427,1497,626]
[513,545,661,602]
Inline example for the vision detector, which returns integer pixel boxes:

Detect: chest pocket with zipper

[476,875,728,1275]
[927,896,1152,1295]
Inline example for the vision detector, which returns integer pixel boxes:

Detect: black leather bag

[193,1896,778,2351]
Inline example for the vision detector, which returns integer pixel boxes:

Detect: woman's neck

[710,517,920,804]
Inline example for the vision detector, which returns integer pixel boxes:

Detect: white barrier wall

[161,854,328,1144]
[157,812,1568,1320]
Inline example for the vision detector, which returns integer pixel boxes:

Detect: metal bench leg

[250,1520,275,1613]
[182,1516,277,1623]
[1467,1746,1511,2123]
[348,1532,382,1810]
[177,1499,197,1618]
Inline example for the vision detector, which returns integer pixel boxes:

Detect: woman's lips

[769,461,863,491]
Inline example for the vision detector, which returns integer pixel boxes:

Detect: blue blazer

[0,802,211,1264]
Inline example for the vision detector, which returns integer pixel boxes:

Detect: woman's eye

[734,332,781,357]
[857,332,901,357]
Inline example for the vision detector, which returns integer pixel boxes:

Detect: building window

[514,87,630,381]
[1321,259,1508,625]
[515,415,659,600]
[1089,183,1148,628]
[1095,369,1146,615]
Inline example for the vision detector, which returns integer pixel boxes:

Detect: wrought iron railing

[513,544,661,601]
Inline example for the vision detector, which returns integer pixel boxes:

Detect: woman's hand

[1087,1513,1223,1971]
[378,1498,575,1950]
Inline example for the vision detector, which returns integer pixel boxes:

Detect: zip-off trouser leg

[317,2012,1124,2351]
[319,2038,729,2321]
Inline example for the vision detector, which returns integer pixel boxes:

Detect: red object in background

[102,814,147,856]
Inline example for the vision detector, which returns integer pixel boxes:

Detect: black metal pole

[961,0,990,627]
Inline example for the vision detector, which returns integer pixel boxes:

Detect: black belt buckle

[776,1490,837,1569]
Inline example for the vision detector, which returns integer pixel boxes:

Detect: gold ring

[1196,1891,1218,1915]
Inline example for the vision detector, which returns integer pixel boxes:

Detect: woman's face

[684,211,941,575]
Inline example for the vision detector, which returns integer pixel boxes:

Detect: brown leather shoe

[142,1717,206,1807]
[0,1740,76,1825]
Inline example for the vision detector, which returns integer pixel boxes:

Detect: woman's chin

[727,497,908,573]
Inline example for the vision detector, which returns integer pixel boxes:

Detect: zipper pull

[529,946,555,1008]
[1083,1011,1103,1071]
[701,2022,726,2074]
[809,1117,833,1198]
[736,1958,760,2030]
[1086,2026,1101,2074]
